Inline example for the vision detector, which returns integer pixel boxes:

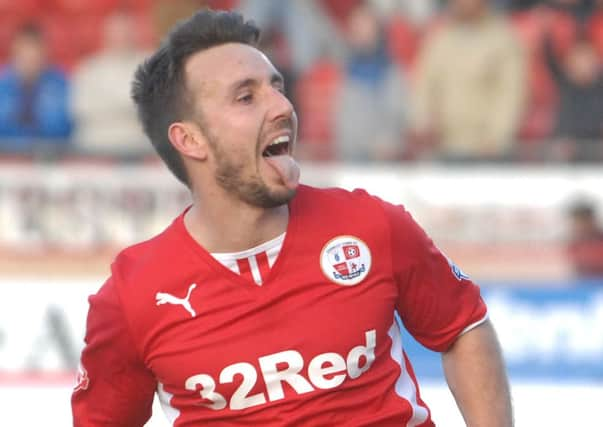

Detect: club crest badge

[320,236,371,286]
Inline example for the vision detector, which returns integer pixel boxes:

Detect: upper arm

[383,201,487,352]
[71,277,156,427]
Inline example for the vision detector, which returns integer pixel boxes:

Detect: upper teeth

[270,135,290,145]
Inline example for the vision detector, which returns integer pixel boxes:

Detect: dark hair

[131,9,260,186]
[14,22,44,43]
[569,199,597,219]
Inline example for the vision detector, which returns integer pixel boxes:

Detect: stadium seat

[46,0,120,16]
[510,9,560,141]
[0,18,19,63]
[386,15,420,68]
[547,9,580,58]
[41,14,83,70]
[296,60,342,160]
[320,0,362,29]
[0,0,43,20]
[206,0,240,10]
[587,12,603,60]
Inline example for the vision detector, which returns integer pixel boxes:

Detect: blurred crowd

[0,0,602,163]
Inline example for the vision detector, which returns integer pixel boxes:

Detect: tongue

[264,155,300,190]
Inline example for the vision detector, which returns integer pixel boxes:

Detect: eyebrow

[229,72,285,94]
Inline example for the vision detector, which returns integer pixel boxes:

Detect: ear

[168,121,209,161]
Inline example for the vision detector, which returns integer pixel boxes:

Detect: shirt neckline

[174,187,303,291]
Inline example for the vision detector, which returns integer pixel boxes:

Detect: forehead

[184,43,278,97]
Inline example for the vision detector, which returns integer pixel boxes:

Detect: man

[0,23,72,152]
[72,10,513,426]
[72,11,151,156]
[334,2,408,162]
[411,0,526,160]
[567,199,603,278]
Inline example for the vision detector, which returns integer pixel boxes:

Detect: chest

[438,30,506,87]
[142,231,398,410]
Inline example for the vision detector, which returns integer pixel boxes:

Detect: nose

[267,86,295,123]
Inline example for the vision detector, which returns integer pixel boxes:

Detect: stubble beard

[206,127,296,209]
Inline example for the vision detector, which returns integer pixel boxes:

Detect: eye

[237,93,253,104]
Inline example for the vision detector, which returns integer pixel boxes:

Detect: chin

[260,186,297,208]
[244,184,296,209]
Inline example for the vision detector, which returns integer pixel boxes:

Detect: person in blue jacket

[0,23,73,153]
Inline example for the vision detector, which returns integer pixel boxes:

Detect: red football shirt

[72,185,487,426]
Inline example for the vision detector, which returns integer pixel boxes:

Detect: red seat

[41,14,82,70]
[587,13,603,61]
[319,0,361,30]
[46,0,120,16]
[386,15,420,68]
[296,60,342,160]
[547,9,579,58]
[206,0,240,10]
[0,18,20,64]
[510,9,562,141]
[0,0,44,20]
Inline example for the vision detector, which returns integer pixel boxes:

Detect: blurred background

[0,0,602,425]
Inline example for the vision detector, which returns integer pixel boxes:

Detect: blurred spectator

[333,1,407,161]
[368,1,424,69]
[544,31,603,161]
[0,23,72,153]
[257,27,297,109]
[295,58,341,161]
[566,199,603,278]
[411,0,526,160]
[370,0,439,25]
[71,11,150,156]
[151,0,204,42]
[548,0,593,22]
[509,2,558,148]
[237,0,344,73]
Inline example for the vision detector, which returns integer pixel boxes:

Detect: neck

[184,189,290,253]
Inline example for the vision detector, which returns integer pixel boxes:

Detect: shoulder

[108,215,191,300]
[296,185,387,213]
[295,184,413,230]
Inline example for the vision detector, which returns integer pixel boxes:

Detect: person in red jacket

[72,9,512,427]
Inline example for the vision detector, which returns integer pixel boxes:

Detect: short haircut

[14,22,44,44]
[569,199,596,220]
[131,10,260,186]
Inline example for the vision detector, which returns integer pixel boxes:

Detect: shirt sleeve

[383,201,488,352]
[71,277,156,426]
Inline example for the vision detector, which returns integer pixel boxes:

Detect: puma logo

[156,283,197,318]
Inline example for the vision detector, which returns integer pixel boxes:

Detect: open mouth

[262,135,290,157]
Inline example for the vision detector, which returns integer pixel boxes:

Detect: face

[449,0,487,20]
[184,43,299,208]
[566,43,599,86]
[12,34,45,83]
[571,213,598,239]
[346,5,380,51]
